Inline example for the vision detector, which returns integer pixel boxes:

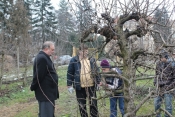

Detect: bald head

[42,41,55,56]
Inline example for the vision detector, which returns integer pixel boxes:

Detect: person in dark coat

[30,41,59,117]
[67,44,100,117]
[154,52,175,117]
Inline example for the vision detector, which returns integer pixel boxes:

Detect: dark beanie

[159,52,168,59]
[100,59,110,68]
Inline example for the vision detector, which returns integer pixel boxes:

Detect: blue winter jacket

[105,67,123,90]
[67,56,100,90]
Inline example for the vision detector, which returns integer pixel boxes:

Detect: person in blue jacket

[100,59,124,117]
[67,44,100,117]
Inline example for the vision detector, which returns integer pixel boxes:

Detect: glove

[96,84,101,91]
[68,87,74,94]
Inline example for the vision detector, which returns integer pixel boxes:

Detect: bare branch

[100,72,129,82]
[134,76,154,81]
[131,50,146,60]
[101,12,115,23]
[134,91,154,114]
[159,108,173,117]
[150,29,166,44]
[119,12,140,26]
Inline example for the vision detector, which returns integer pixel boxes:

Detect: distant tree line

[0,0,93,57]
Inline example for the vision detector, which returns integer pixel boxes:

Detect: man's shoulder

[89,57,96,62]
[70,56,78,62]
[37,52,47,59]
[35,52,48,62]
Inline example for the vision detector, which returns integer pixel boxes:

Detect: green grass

[0,82,34,106]
[135,66,156,116]
[136,99,155,116]
[136,79,154,87]
[135,66,155,87]
[57,65,68,86]
[136,68,155,75]
[0,65,166,117]
[14,106,38,117]
[2,64,33,77]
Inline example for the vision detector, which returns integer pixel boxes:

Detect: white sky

[50,0,175,19]
[51,0,60,10]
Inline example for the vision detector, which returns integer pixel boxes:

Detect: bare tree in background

[7,0,32,87]
[55,0,76,56]
[0,34,5,89]
[69,0,175,116]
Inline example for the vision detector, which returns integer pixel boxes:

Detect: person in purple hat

[100,59,124,117]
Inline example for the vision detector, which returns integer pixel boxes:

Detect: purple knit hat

[100,59,110,68]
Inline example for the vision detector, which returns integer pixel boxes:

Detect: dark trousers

[38,100,55,117]
[76,86,98,117]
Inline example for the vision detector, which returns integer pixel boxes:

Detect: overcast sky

[51,0,60,10]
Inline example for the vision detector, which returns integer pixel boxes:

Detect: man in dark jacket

[154,52,175,117]
[67,44,100,117]
[30,41,59,117]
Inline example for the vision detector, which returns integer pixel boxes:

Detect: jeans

[110,93,124,117]
[154,93,172,117]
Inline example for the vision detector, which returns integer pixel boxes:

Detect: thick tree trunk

[117,26,137,117]
[123,58,136,117]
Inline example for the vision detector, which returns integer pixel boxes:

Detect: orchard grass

[0,65,167,117]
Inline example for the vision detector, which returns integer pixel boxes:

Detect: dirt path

[0,86,68,117]
[0,101,38,117]
[0,98,63,117]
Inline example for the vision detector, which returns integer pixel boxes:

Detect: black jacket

[154,61,175,91]
[30,51,59,101]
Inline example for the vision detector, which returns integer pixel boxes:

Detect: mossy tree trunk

[123,60,137,117]
[117,26,137,117]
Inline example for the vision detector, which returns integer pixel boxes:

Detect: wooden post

[72,46,77,57]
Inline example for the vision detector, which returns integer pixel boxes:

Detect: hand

[99,82,103,86]
[96,84,101,91]
[68,87,74,94]
[30,85,34,91]
[100,82,108,87]
[153,82,156,86]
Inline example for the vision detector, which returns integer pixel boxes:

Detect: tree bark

[123,56,137,117]
[0,51,5,89]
